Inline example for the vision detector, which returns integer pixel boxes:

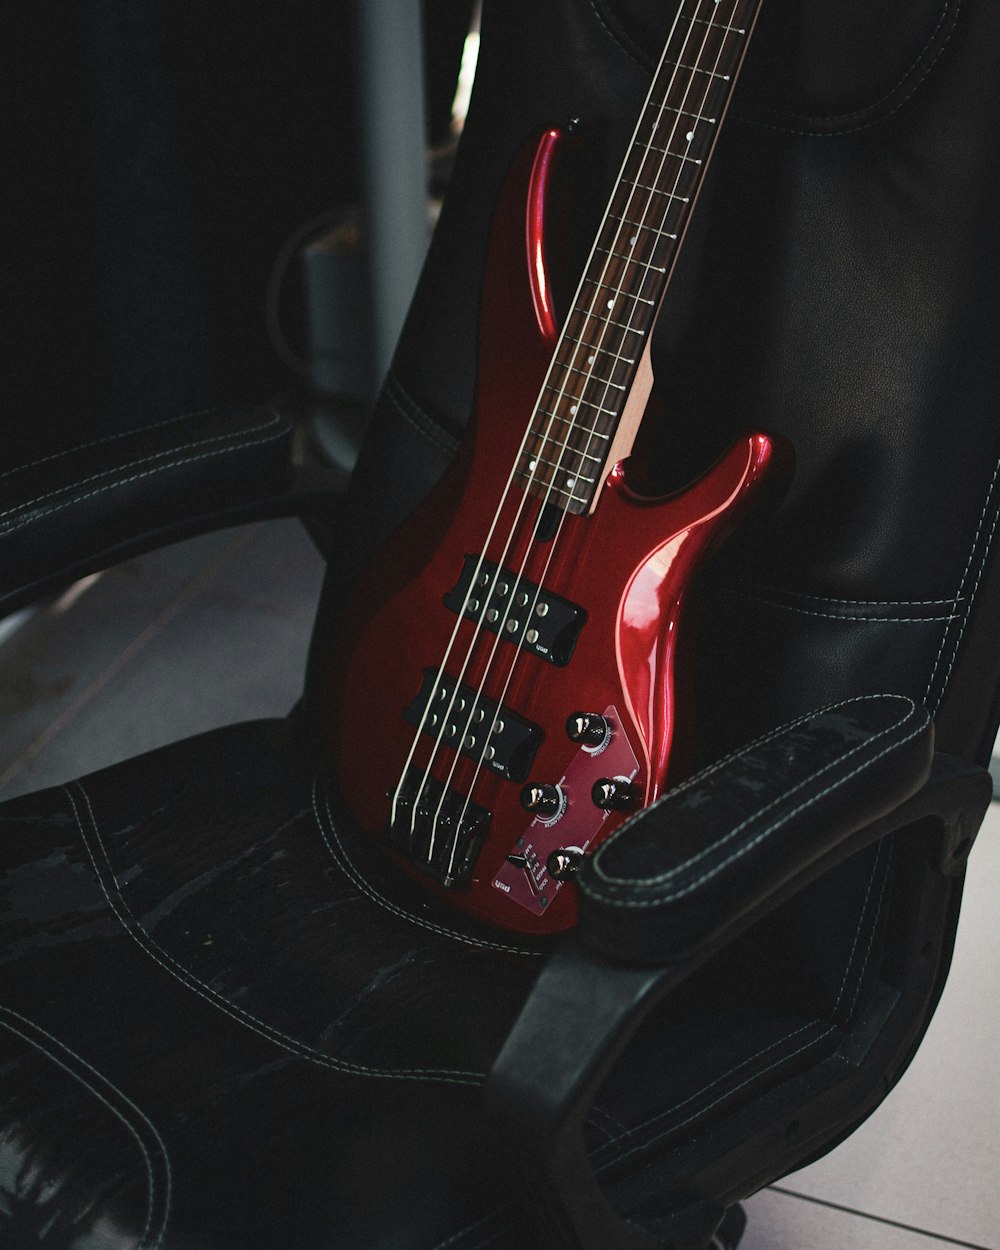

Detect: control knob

[520,782,563,818]
[566,711,610,746]
[591,777,639,811]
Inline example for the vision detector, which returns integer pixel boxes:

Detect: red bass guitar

[331,0,785,935]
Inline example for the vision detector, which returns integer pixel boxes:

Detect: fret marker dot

[528,459,537,470]
[566,478,576,489]
[629,236,637,245]
[588,355,595,364]
[686,131,694,141]
[570,405,578,414]
[607,299,615,309]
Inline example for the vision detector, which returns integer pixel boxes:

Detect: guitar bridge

[387,767,491,888]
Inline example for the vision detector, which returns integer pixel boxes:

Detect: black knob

[546,846,583,881]
[592,777,639,811]
[520,782,562,817]
[566,712,610,746]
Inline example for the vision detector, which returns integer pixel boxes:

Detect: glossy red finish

[525,129,562,342]
[328,134,785,935]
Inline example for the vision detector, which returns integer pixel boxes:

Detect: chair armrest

[0,405,347,616]
[485,697,990,1250]
[579,695,932,965]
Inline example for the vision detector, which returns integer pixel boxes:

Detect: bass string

[426,0,715,863]
[399,1,697,856]
[442,0,736,876]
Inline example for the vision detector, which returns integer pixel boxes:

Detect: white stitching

[0,428,290,539]
[0,406,220,483]
[0,1005,172,1250]
[712,596,959,623]
[598,718,925,905]
[384,375,460,458]
[66,782,484,1086]
[590,696,918,892]
[741,0,957,129]
[597,840,893,1169]
[924,456,1000,713]
[717,588,963,608]
[314,781,543,958]
[618,695,911,812]
[0,416,286,528]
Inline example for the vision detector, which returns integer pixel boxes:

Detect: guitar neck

[516,0,763,515]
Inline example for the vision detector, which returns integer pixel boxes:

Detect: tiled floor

[0,518,996,1248]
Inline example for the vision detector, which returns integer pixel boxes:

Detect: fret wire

[525,421,609,451]
[520,0,756,512]
[642,144,704,164]
[596,245,667,273]
[523,441,603,466]
[519,451,598,483]
[689,16,746,34]
[562,333,636,366]
[582,271,658,302]
[513,471,590,506]
[562,361,627,389]
[663,61,731,81]
[625,182,690,203]
[539,394,620,418]
[618,218,678,239]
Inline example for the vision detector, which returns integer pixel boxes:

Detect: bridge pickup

[403,669,542,783]
[388,766,491,888]
[443,555,585,666]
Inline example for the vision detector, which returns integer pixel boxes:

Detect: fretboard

[515,0,762,515]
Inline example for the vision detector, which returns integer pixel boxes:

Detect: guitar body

[330,129,783,936]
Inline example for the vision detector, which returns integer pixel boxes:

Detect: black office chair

[1,1,998,1247]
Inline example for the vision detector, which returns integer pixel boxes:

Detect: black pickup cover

[443,555,585,666]
[403,668,542,783]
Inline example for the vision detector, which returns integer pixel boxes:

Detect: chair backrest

[331,0,1000,773]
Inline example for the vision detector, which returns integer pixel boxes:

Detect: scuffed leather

[0,719,918,1248]
[579,696,932,963]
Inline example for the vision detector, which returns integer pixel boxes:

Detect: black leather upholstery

[0,406,295,616]
[1,0,998,1246]
[347,0,1000,766]
[1,700,976,1249]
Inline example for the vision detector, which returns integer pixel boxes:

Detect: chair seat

[0,717,897,1248]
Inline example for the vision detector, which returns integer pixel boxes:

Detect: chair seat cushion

[0,718,892,1249]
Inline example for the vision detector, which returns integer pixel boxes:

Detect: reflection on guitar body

[330,0,787,934]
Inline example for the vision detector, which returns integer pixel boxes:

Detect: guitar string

[402,2,695,859]
[443,0,742,878]
[428,0,716,865]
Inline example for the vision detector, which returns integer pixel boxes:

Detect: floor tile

[741,1187,983,1250]
[0,520,324,798]
[778,812,1000,1249]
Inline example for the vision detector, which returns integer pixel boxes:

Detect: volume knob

[591,777,639,811]
[566,712,610,746]
[520,782,563,817]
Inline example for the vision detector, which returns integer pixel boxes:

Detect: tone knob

[546,846,584,881]
[591,777,639,811]
[520,782,562,817]
[566,712,610,746]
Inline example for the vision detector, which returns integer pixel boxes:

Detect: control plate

[492,705,640,916]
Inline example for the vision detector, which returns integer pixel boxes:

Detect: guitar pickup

[403,669,542,784]
[443,555,585,666]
